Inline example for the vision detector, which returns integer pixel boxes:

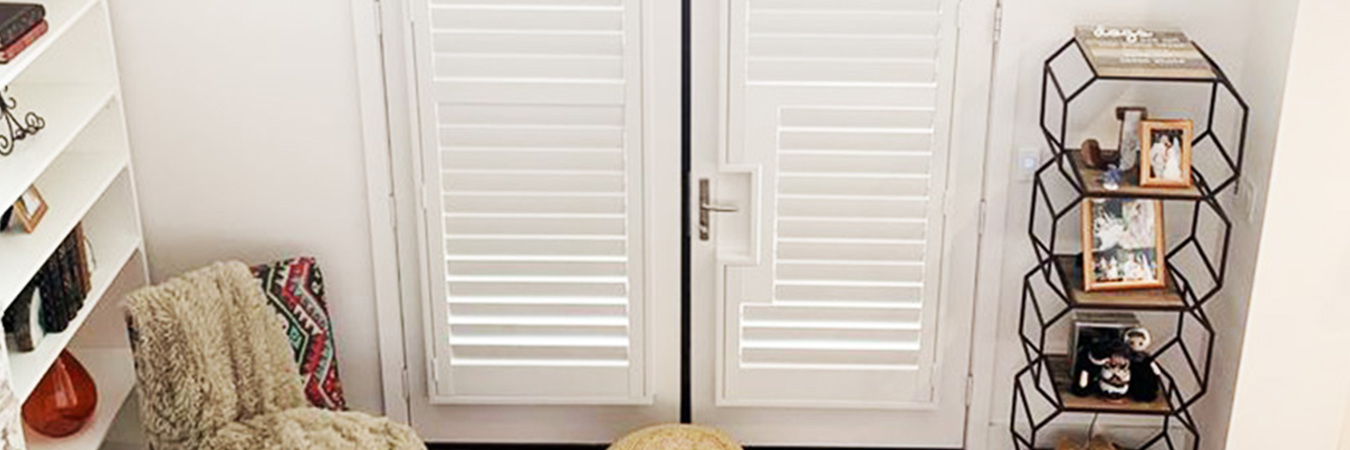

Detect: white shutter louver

[721,0,956,406]
[416,0,645,402]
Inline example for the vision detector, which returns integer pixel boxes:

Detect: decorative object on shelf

[0,20,45,64]
[0,4,43,61]
[1101,165,1122,191]
[38,225,91,333]
[2,284,42,352]
[1125,327,1161,402]
[1074,26,1215,80]
[1080,139,1105,169]
[1069,312,1142,398]
[1082,198,1165,291]
[0,87,45,156]
[21,350,97,437]
[10,185,45,233]
[1116,107,1148,171]
[1140,119,1193,188]
[250,256,348,411]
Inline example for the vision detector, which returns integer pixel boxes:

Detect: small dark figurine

[1091,339,1132,401]
[1125,327,1161,402]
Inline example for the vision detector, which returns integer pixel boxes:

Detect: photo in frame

[1139,119,1193,187]
[12,185,46,233]
[1082,197,1166,291]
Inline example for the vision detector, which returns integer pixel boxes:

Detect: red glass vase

[22,350,97,437]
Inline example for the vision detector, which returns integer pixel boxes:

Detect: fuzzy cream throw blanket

[125,261,423,450]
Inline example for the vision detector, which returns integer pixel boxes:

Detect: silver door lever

[699,178,739,241]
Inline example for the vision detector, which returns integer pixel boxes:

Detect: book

[1074,25,1216,80]
[0,19,45,64]
[0,3,43,50]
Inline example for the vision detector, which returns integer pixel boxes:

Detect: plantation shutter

[720,0,957,405]
[411,0,646,402]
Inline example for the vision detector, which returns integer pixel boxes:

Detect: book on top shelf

[1074,25,1217,80]
[0,3,42,50]
[0,20,45,64]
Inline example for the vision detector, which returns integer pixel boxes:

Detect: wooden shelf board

[0,149,127,310]
[0,84,117,211]
[24,347,136,450]
[8,233,140,400]
[1046,355,1169,415]
[0,0,103,89]
[1053,255,1186,311]
[1064,150,1202,200]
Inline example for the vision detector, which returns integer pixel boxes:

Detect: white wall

[974,0,1299,448]
[105,0,386,414]
[1224,0,1350,447]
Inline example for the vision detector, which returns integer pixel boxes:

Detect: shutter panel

[415,0,645,402]
[722,0,956,406]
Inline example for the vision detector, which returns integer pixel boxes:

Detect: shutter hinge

[432,358,441,383]
[992,2,1004,43]
[401,366,411,402]
[965,374,975,406]
[372,0,383,37]
[977,199,987,237]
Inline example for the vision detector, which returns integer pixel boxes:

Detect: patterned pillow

[250,257,347,411]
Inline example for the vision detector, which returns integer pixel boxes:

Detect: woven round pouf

[608,424,742,450]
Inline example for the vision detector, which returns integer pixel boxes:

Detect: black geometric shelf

[1011,35,1248,450]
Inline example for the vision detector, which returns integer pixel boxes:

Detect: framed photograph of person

[12,185,47,233]
[1082,197,1166,291]
[1139,119,1193,188]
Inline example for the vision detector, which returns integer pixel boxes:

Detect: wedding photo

[1140,119,1193,187]
[1082,198,1166,291]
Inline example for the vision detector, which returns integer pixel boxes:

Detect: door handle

[699,178,739,241]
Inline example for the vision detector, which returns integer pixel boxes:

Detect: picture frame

[1139,119,1193,187]
[1115,106,1148,171]
[12,185,46,233]
[1082,197,1166,291]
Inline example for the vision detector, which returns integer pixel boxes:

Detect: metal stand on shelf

[0,87,45,156]
[1010,37,1249,450]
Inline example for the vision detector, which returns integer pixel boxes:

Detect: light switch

[1015,147,1041,182]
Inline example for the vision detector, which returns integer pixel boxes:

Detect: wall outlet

[1015,147,1041,183]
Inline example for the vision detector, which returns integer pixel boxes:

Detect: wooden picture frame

[1082,198,1166,291]
[12,185,47,233]
[1139,119,1193,188]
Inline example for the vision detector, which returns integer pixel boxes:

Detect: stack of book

[2,224,93,352]
[0,3,45,64]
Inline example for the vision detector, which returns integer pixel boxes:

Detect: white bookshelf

[0,0,146,448]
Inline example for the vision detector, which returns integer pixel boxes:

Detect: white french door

[689,0,990,446]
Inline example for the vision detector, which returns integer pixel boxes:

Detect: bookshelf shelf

[8,235,138,399]
[0,0,99,88]
[0,0,145,448]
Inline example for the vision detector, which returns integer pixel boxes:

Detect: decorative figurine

[1102,164,1122,191]
[1091,339,1132,401]
[1125,327,1161,402]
